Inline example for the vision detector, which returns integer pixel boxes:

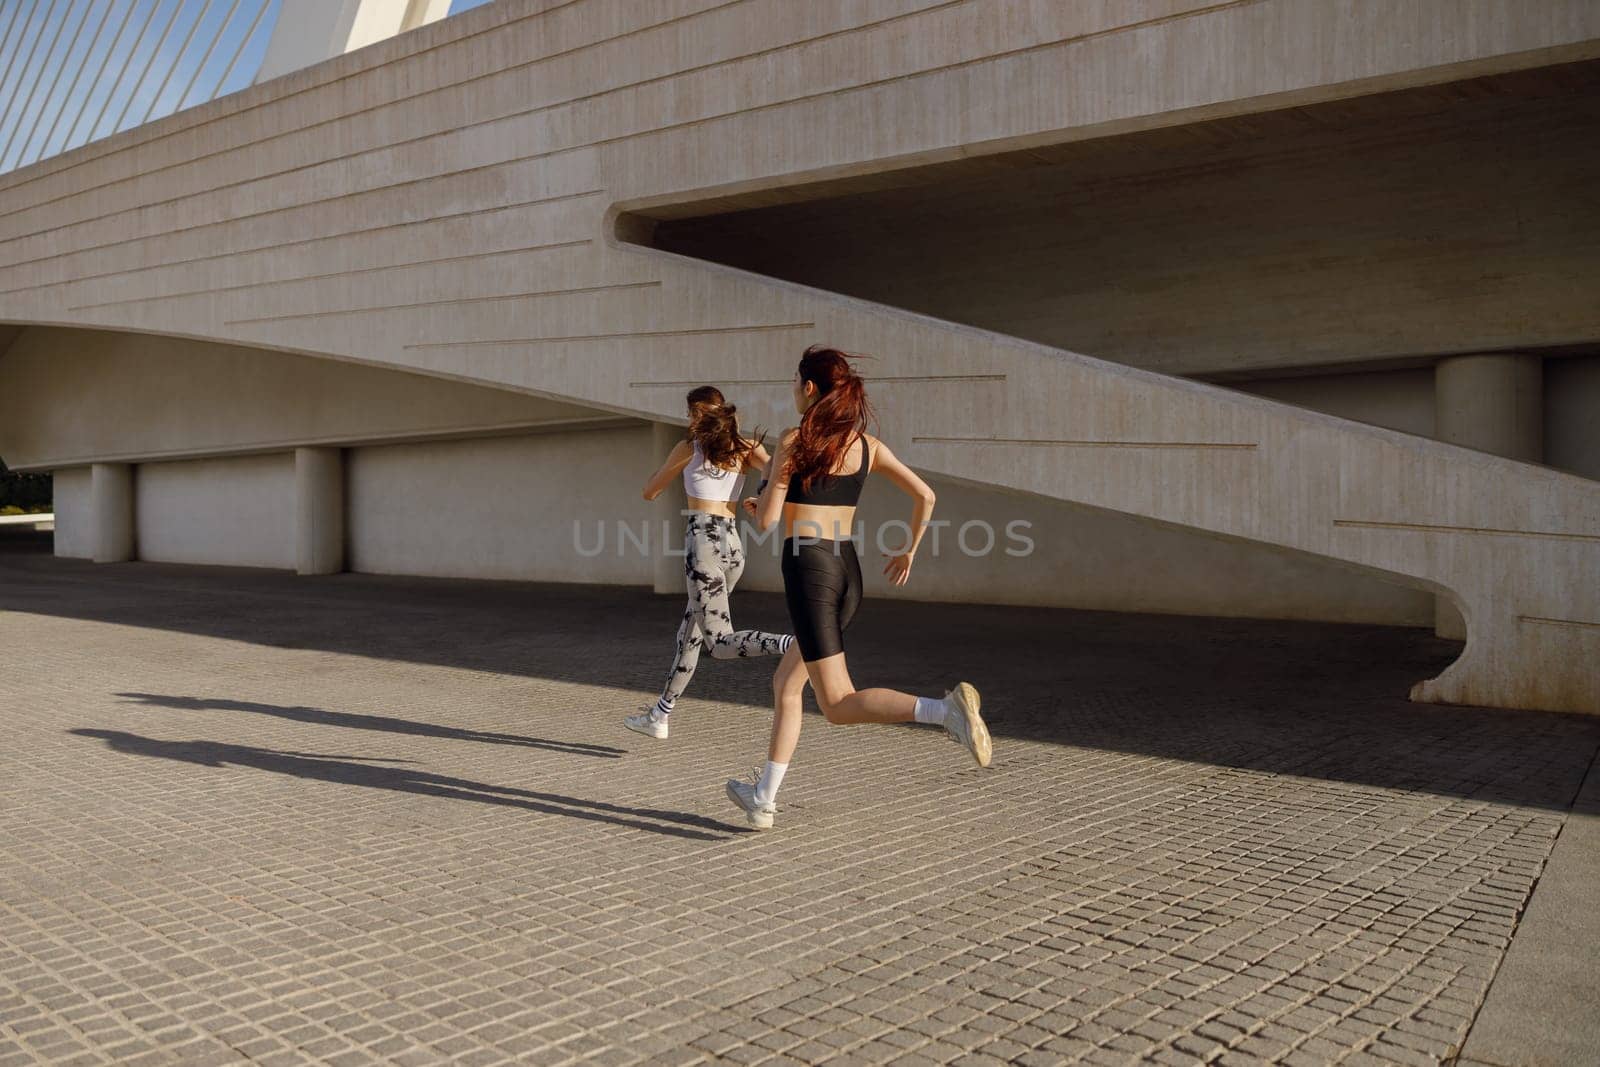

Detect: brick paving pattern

[1,530,1596,1066]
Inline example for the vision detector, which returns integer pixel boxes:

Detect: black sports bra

[787,436,870,508]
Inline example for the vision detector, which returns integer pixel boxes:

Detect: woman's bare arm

[642,439,693,501]
[751,430,796,530]
[870,438,936,585]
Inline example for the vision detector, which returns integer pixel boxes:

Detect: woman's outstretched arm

[642,439,693,501]
[870,438,936,585]
[750,430,796,530]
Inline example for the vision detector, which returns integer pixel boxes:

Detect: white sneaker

[624,711,668,739]
[724,773,776,830]
[942,682,991,768]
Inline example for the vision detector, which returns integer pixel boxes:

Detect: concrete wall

[51,467,92,559]
[347,426,656,585]
[135,454,296,569]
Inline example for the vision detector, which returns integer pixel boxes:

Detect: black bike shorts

[781,537,862,662]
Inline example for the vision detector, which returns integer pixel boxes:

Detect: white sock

[755,761,788,805]
[913,696,947,726]
[651,698,672,721]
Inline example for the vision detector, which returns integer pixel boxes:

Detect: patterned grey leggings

[656,514,790,712]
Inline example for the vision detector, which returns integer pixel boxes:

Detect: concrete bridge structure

[0,0,1597,713]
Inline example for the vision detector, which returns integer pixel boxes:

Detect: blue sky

[0,0,497,174]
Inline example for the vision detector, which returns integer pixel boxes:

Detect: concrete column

[295,447,345,576]
[1433,352,1544,635]
[89,462,134,563]
[1435,353,1544,462]
[652,422,684,595]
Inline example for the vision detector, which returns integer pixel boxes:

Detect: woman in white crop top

[626,387,794,740]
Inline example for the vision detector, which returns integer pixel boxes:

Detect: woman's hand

[740,496,759,519]
[746,440,772,474]
[882,550,915,586]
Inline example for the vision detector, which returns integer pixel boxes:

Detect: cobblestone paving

[1,533,1596,1066]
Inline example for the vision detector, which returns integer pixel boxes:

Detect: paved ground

[1,529,1596,1067]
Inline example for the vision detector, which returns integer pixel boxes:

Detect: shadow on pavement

[6,542,1596,812]
[114,692,625,758]
[69,729,732,841]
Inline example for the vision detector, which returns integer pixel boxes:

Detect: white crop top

[683,441,746,501]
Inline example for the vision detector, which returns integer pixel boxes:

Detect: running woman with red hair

[725,346,991,829]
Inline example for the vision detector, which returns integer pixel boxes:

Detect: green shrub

[0,505,22,516]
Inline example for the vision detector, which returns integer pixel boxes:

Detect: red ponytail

[787,345,873,493]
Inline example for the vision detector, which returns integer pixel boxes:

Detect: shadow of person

[113,693,625,758]
[70,729,729,841]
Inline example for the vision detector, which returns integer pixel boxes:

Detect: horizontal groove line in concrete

[1519,615,1600,631]
[631,374,1008,386]
[404,323,816,349]
[914,436,1260,450]
[0,189,608,294]
[1335,520,1600,543]
[64,241,594,310]
[223,281,662,325]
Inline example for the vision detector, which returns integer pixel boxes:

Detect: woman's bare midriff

[686,496,739,518]
[783,503,856,542]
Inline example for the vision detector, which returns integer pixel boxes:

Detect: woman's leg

[654,601,705,712]
[727,535,990,825]
[633,522,714,729]
[700,525,791,660]
[731,645,988,825]
[798,542,991,764]
[804,653,915,723]
[805,652,990,772]
[625,592,704,737]
[748,642,810,809]
[767,643,809,764]
[728,541,816,821]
